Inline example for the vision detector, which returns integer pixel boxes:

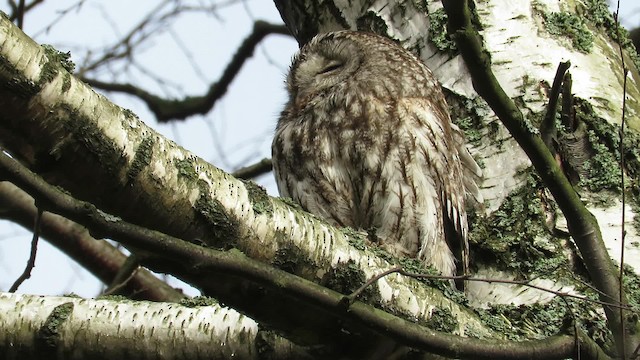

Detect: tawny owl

[272,31,481,281]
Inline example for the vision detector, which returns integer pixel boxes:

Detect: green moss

[35,302,74,354]
[542,11,594,53]
[546,12,594,52]
[476,295,610,346]
[580,130,622,191]
[428,8,457,55]
[122,108,139,120]
[323,260,381,304]
[446,91,492,147]
[61,72,71,92]
[180,296,218,307]
[272,243,314,276]
[470,172,568,275]
[127,136,154,183]
[426,307,458,333]
[581,0,640,71]
[174,157,199,182]
[58,104,126,176]
[241,179,273,215]
[476,299,571,340]
[42,44,75,73]
[574,99,640,192]
[194,179,239,249]
[40,44,75,86]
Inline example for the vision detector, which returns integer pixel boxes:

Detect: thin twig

[613,2,630,358]
[540,61,571,151]
[348,267,636,312]
[16,0,24,29]
[232,158,273,179]
[82,21,291,122]
[9,208,43,292]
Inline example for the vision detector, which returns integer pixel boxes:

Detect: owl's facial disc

[290,39,361,108]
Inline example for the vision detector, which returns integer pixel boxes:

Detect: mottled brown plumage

[272,31,481,280]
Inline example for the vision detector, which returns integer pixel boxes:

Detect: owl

[272,31,481,282]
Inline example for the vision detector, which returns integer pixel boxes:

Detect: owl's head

[286,31,366,108]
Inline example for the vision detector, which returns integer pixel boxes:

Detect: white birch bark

[0,293,260,359]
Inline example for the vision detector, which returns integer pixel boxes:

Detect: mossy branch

[442,0,640,356]
[0,149,610,360]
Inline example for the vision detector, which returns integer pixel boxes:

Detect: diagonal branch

[441,0,640,356]
[0,148,610,360]
[0,182,186,302]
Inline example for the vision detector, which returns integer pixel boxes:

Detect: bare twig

[7,0,45,23]
[348,267,635,312]
[9,208,43,292]
[15,0,24,29]
[232,158,273,179]
[82,21,291,122]
[540,61,571,152]
[613,2,630,358]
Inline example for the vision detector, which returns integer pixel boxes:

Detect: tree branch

[0,182,185,302]
[82,21,291,122]
[0,149,610,360]
[442,0,640,356]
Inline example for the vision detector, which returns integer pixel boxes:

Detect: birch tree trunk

[1,0,639,358]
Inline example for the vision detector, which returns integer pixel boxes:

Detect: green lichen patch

[35,302,74,354]
[40,44,75,87]
[174,157,199,183]
[241,179,273,215]
[426,307,458,333]
[58,104,127,177]
[574,99,640,192]
[61,72,71,92]
[546,12,594,53]
[195,180,240,249]
[127,136,154,183]
[581,0,640,71]
[476,298,575,341]
[343,227,368,250]
[446,91,492,147]
[323,260,381,304]
[470,172,568,276]
[271,242,316,280]
[476,296,608,347]
[537,9,594,53]
[41,44,75,73]
[620,265,640,310]
[580,129,622,192]
[180,296,218,307]
[428,8,457,55]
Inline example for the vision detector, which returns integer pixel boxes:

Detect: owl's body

[272,31,480,279]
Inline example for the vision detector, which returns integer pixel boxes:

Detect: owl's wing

[452,124,483,205]
[399,97,471,278]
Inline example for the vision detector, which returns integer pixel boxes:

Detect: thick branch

[0,182,185,302]
[0,150,609,360]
